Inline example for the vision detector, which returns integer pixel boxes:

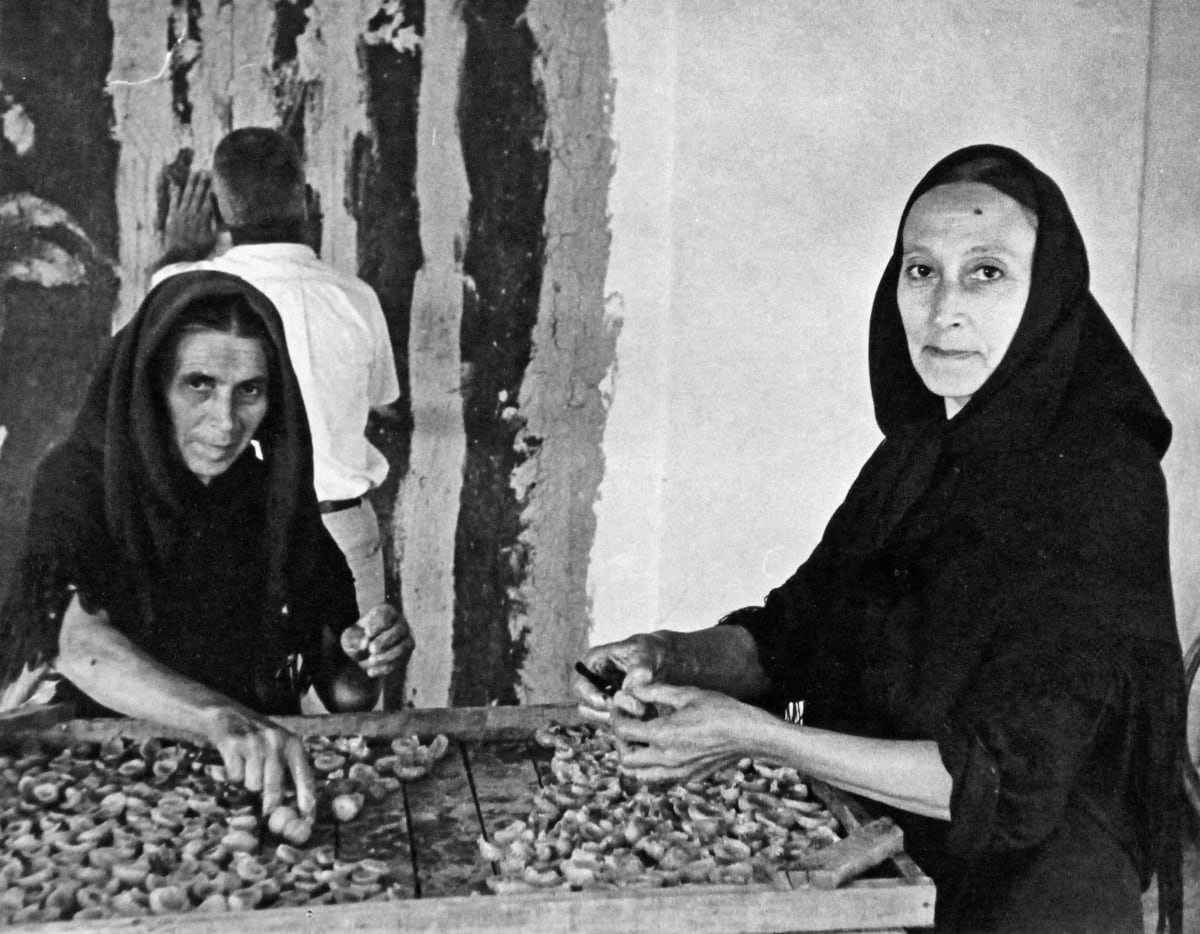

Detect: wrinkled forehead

[902,181,1039,249]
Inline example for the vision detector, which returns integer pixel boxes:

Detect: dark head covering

[868,144,1171,459]
[0,270,346,708]
[863,145,1183,932]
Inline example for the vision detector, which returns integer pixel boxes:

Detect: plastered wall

[595,1,1200,668]
[2,1,1197,715]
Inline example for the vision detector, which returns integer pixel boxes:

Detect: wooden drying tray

[0,703,935,934]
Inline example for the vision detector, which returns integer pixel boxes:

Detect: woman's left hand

[339,604,414,679]
[610,682,778,784]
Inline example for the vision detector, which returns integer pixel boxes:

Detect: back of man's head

[212,127,306,231]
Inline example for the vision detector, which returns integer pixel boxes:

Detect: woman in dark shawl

[0,270,412,815]
[573,145,1186,934]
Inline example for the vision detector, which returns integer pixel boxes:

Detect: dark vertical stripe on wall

[272,0,315,156]
[0,0,118,607]
[355,1,423,628]
[450,0,550,706]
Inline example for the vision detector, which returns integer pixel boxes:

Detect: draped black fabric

[0,271,357,714]
[727,146,1185,933]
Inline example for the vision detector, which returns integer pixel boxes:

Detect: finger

[219,744,246,786]
[610,708,660,744]
[181,172,203,208]
[627,681,695,708]
[261,748,286,815]
[359,604,398,638]
[620,664,655,689]
[576,701,612,723]
[286,741,317,817]
[617,762,682,785]
[363,639,411,672]
[242,739,266,794]
[368,625,403,652]
[363,658,397,678]
[610,688,649,721]
[571,672,611,711]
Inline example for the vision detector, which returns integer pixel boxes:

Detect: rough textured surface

[0,0,118,607]
[449,0,550,707]
[513,0,616,701]
[397,0,467,710]
[353,0,423,707]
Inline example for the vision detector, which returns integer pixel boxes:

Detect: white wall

[594,1,1157,644]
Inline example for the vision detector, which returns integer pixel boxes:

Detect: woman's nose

[205,394,236,434]
[930,281,964,328]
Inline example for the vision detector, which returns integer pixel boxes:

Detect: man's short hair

[212,127,306,227]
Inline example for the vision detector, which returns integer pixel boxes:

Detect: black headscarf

[731,145,1184,933]
[867,145,1183,932]
[869,144,1171,458]
[1,270,350,708]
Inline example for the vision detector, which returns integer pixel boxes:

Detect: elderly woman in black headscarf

[0,271,413,816]
[573,146,1185,934]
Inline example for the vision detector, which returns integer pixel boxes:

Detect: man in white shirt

[151,128,400,623]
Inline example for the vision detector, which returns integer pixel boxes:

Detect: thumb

[621,663,656,690]
[626,681,694,709]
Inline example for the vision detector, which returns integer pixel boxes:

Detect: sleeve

[935,639,1123,858]
[717,537,837,705]
[287,518,359,647]
[362,288,400,408]
[716,438,897,703]
[0,445,119,690]
[932,449,1179,861]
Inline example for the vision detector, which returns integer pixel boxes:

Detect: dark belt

[319,496,362,515]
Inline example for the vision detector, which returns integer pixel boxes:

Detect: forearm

[55,596,245,735]
[656,625,772,700]
[754,718,952,820]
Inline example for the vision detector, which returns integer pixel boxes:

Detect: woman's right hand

[572,633,672,720]
[205,707,316,818]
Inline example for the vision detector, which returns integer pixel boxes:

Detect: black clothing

[725,146,1185,933]
[0,271,357,715]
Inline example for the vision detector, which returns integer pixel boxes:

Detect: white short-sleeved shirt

[152,244,400,501]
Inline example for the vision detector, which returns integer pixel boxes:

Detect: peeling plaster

[295,0,372,276]
[363,0,422,54]
[109,0,184,329]
[516,1,617,701]
[0,93,34,157]
[398,0,469,709]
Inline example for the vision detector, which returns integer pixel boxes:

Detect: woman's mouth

[924,346,976,360]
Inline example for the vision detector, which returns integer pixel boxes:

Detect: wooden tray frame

[0,703,935,933]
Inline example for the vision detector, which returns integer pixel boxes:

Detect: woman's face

[166,329,269,484]
[897,181,1037,416]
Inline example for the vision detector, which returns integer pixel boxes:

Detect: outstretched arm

[614,682,953,820]
[55,594,316,815]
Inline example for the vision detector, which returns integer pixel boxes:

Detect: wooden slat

[5,883,932,933]
[463,739,544,886]
[0,709,935,931]
[332,777,416,897]
[802,819,905,890]
[809,779,933,888]
[14,703,585,747]
[403,741,490,897]
[0,702,74,737]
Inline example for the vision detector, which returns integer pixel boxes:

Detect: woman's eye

[905,263,935,280]
[186,376,212,393]
[238,383,265,401]
[970,265,1005,281]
